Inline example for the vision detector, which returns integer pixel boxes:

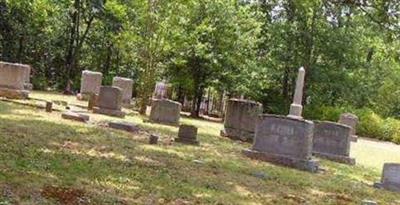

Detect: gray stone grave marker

[112,77,133,104]
[150,99,181,125]
[313,121,355,165]
[0,61,30,99]
[375,163,400,192]
[243,67,319,172]
[79,70,102,100]
[93,86,125,117]
[221,99,263,141]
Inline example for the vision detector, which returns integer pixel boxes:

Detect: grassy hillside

[0,92,400,204]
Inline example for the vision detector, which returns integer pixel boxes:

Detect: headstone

[22,64,33,90]
[313,121,355,165]
[374,163,400,192]
[149,99,181,125]
[243,114,318,172]
[61,112,90,122]
[176,125,199,145]
[338,113,359,142]
[154,81,168,99]
[79,70,102,100]
[243,67,319,172]
[45,101,53,113]
[93,86,126,117]
[112,77,133,104]
[288,67,305,119]
[0,61,30,99]
[221,99,263,141]
[149,134,159,145]
[108,122,139,133]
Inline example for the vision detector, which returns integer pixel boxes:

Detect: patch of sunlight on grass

[134,156,166,167]
[3,92,400,204]
[351,138,400,170]
[94,176,141,192]
[141,145,190,159]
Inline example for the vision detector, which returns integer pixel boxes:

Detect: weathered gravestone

[313,121,355,165]
[150,99,181,125]
[0,61,31,99]
[22,64,32,90]
[244,115,318,172]
[93,86,125,117]
[221,99,263,141]
[374,163,400,192]
[243,67,319,172]
[79,70,102,100]
[338,113,359,142]
[112,77,133,104]
[153,82,171,99]
[176,124,199,145]
[61,111,90,122]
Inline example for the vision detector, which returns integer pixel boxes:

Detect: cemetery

[1,1,400,204]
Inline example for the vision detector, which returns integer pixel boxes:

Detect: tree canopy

[1,0,399,118]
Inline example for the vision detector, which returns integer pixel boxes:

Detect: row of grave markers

[0,61,398,193]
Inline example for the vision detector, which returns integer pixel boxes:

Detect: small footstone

[61,112,89,122]
[149,134,159,145]
[362,200,377,205]
[45,101,53,113]
[108,122,139,133]
[175,125,199,145]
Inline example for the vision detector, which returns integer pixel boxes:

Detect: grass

[0,91,399,204]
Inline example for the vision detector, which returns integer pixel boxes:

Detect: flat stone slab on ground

[108,121,139,133]
[61,112,90,122]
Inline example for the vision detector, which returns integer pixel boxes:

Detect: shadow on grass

[1,103,399,204]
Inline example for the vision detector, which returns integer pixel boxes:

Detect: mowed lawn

[0,92,400,204]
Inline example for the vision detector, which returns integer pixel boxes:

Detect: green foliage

[1,0,400,139]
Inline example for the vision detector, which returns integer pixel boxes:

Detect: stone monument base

[93,107,125,118]
[0,87,29,99]
[220,127,253,142]
[313,152,355,165]
[243,149,319,173]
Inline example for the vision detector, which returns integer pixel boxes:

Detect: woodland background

[1,0,399,142]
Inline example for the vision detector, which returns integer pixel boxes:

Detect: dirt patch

[41,185,89,205]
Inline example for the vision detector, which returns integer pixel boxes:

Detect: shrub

[306,106,400,144]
